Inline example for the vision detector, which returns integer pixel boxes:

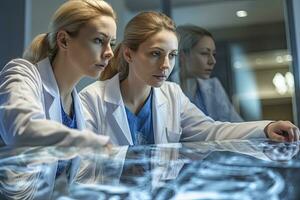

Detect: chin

[88,71,102,79]
[200,75,210,80]
[151,81,164,88]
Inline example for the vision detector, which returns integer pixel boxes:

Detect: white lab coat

[0,58,109,199]
[0,58,109,147]
[182,77,243,122]
[80,74,271,146]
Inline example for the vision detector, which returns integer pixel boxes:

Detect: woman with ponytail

[0,0,117,147]
[80,11,299,146]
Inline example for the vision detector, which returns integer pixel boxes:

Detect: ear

[56,30,70,51]
[123,46,133,63]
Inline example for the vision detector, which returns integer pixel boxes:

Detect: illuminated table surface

[0,139,299,200]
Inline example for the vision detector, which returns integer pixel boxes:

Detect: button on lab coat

[80,74,270,146]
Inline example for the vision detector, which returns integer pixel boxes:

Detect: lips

[94,63,107,69]
[153,74,167,81]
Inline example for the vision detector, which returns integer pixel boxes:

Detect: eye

[94,37,104,45]
[200,52,209,56]
[169,52,178,59]
[110,42,116,48]
[151,51,161,57]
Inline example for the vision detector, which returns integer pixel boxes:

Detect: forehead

[79,15,117,38]
[140,30,178,50]
[194,36,215,50]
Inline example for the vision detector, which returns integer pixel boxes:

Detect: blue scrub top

[193,86,208,116]
[56,99,77,177]
[125,90,154,145]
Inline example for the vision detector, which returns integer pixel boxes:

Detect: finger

[269,132,285,142]
[286,128,295,142]
[294,127,300,141]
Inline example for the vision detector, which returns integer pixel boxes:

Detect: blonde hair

[100,11,176,81]
[23,0,116,64]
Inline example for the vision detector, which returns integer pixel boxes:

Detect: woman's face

[66,15,117,78]
[184,36,216,79]
[127,30,178,88]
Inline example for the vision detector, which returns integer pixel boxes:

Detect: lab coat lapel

[153,87,168,144]
[104,75,133,144]
[197,78,214,115]
[72,89,85,130]
[36,58,62,122]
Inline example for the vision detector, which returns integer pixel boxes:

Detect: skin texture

[53,15,117,116]
[182,36,216,79]
[121,30,178,114]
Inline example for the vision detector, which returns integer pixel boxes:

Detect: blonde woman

[80,11,299,146]
[0,0,116,147]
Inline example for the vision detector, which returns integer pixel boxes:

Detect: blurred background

[1,0,300,124]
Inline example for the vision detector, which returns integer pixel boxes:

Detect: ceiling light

[236,10,248,18]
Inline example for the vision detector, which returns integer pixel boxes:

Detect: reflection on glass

[0,139,299,199]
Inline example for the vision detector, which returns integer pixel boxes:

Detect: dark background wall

[0,1,25,69]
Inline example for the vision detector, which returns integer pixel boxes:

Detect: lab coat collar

[35,58,85,129]
[36,58,61,122]
[152,84,169,143]
[104,74,132,144]
[36,58,59,98]
[104,74,124,106]
[153,86,168,108]
[196,78,215,95]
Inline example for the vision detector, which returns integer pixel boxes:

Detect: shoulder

[159,81,185,98]
[2,58,39,75]
[80,80,105,98]
[0,58,42,85]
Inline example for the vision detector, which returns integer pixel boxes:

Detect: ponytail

[23,33,53,64]
[100,43,129,81]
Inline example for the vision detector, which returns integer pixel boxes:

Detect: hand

[265,121,300,142]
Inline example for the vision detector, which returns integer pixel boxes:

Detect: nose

[160,55,171,70]
[208,54,216,65]
[102,44,114,60]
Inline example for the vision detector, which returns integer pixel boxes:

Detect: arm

[179,83,299,142]
[0,59,109,147]
[173,84,275,141]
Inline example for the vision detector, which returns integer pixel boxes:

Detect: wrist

[264,121,275,138]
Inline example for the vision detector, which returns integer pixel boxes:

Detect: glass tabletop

[0,139,299,200]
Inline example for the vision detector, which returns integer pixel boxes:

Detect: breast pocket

[166,128,182,143]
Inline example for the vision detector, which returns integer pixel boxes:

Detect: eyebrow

[150,47,178,52]
[199,47,216,52]
[97,32,117,41]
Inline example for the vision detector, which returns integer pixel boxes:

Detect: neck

[120,76,151,114]
[52,54,81,115]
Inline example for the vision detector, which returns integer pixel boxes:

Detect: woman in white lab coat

[0,0,117,148]
[177,25,243,122]
[80,11,299,146]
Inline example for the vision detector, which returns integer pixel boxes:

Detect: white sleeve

[175,84,270,141]
[0,59,109,147]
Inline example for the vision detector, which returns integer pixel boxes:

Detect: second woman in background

[177,25,243,122]
[80,11,299,146]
